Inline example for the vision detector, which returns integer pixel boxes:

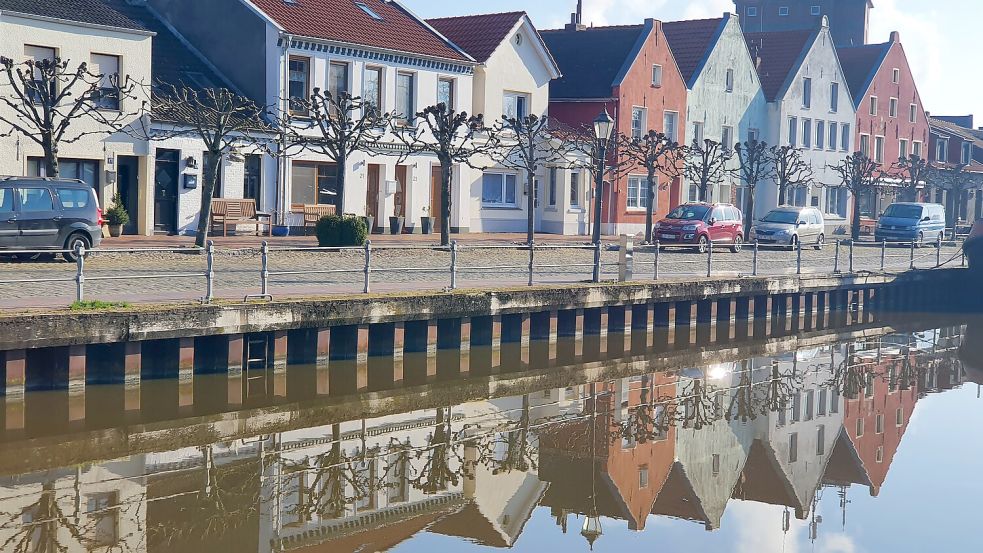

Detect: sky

[402,0,980,121]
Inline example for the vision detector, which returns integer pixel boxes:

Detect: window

[355,2,384,20]
[396,72,415,123]
[805,390,815,420]
[631,107,646,139]
[962,142,972,164]
[856,417,864,437]
[829,122,838,150]
[288,56,310,115]
[870,96,878,116]
[874,136,885,163]
[802,77,812,108]
[652,64,663,87]
[639,466,649,488]
[387,452,409,503]
[663,111,679,142]
[892,68,900,84]
[18,187,53,212]
[830,389,839,413]
[746,6,758,17]
[816,120,825,149]
[503,92,528,120]
[936,138,948,162]
[86,492,119,547]
[570,171,580,206]
[328,61,349,99]
[0,188,13,213]
[29,158,99,198]
[548,167,557,206]
[712,454,721,476]
[841,123,850,151]
[437,77,455,109]
[482,172,518,207]
[900,139,909,160]
[90,53,120,110]
[725,68,734,92]
[909,103,918,123]
[913,141,923,159]
[24,45,57,104]
[789,433,798,462]
[817,425,826,455]
[818,389,828,416]
[55,188,90,209]
[692,122,705,146]
[779,6,790,16]
[802,118,812,148]
[826,186,846,217]
[811,5,821,16]
[860,134,870,157]
[791,392,802,422]
[896,407,904,426]
[363,67,383,113]
[876,446,884,463]
[292,162,338,206]
[889,97,898,118]
[748,128,760,142]
[244,154,262,201]
[627,176,649,209]
[830,82,839,113]
[876,413,884,434]
[721,125,734,152]
[789,116,798,146]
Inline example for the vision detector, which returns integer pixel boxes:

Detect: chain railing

[0,235,969,307]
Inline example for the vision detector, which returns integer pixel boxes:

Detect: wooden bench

[211,199,271,236]
[291,203,337,231]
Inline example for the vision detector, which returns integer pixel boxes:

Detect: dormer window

[746,6,758,17]
[779,6,790,16]
[355,2,383,20]
[811,5,821,16]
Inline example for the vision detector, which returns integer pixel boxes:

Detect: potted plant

[105,192,129,238]
[421,206,433,235]
[389,215,405,235]
[362,208,375,236]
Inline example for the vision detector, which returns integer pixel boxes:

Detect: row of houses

[0,0,975,237]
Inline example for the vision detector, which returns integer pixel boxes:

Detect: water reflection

[0,324,975,552]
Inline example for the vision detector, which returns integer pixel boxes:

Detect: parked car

[654,203,744,253]
[874,202,946,246]
[0,177,102,261]
[749,206,826,249]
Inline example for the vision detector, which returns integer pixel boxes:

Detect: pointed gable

[662,17,726,88]
[744,29,816,102]
[837,42,892,109]
[426,11,525,63]
[540,24,647,100]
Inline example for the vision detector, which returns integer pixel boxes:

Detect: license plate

[659,234,675,240]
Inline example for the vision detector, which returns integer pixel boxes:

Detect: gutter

[0,10,156,37]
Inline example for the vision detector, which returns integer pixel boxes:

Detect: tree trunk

[698,184,709,203]
[526,168,535,245]
[195,151,221,248]
[644,171,657,244]
[336,150,347,216]
[851,191,862,241]
[43,136,60,177]
[440,159,452,247]
[744,186,755,237]
[778,184,787,206]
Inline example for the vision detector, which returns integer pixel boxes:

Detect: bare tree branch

[684,139,732,203]
[828,152,885,240]
[618,130,683,243]
[733,139,774,236]
[771,145,814,207]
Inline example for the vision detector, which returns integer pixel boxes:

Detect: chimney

[564,0,587,31]
[890,31,900,43]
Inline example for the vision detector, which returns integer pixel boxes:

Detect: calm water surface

[2,319,981,552]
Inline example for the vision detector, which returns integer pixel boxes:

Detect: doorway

[154,149,180,234]
[117,156,139,235]
[395,165,408,220]
[366,164,381,232]
[430,165,443,232]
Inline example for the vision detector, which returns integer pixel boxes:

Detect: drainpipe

[276,33,293,226]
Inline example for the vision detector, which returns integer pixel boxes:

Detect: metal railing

[0,235,968,307]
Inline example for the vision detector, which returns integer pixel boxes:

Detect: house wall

[736,0,870,47]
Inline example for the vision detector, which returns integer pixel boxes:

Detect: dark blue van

[874,202,946,246]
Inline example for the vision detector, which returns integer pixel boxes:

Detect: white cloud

[818,532,861,553]
[730,500,801,553]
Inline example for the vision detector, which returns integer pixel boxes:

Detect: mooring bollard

[848,240,854,274]
[363,240,372,294]
[796,238,803,275]
[834,240,840,273]
[260,241,270,296]
[450,240,459,290]
[592,242,602,283]
[204,241,215,303]
[910,240,916,270]
[618,235,633,282]
[654,241,661,280]
[937,234,943,267]
[527,241,535,286]
[752,241,759,276]
[880,239,887,271]
[706,240,713,278]
[75,244,85,302]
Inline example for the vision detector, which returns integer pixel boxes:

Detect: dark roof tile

[836,42,891,107]
[662,17,725,87]
[0,0,146,31]
[744,29,815,102]
[540,24,646,100]
[426,11,525,63]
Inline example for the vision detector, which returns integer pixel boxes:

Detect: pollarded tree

[151,84,268,247]
[733,139,774,236]
[828,152,885,240]
[771,145,814,206]
[281,89,393,214]
[0,56,139,176]
[684,139,732,202]
[619,130,683,243]
[891,154,932,202]
[932,162,983,226]
[391,103,497,246]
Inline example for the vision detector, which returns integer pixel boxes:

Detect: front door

[154,149,180,234]
[16,185,61,248]
[117,156,139,235]
[395,165,408,219]
[0,186,17,247]
[431,166,443,231]
[366,164,380,232]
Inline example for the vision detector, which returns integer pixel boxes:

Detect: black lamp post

[592,109,614,246]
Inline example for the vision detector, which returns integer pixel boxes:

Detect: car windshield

[667,205,710,221]
[761,210,800,224]
[883,204,923,219]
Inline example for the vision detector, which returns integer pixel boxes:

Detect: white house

[745,17,857,227]
[664,13,767,207]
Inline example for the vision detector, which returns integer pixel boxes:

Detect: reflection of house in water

[539,375,678,532]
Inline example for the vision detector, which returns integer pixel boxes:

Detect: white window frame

[362,65,385,112]
[892,68,900,84]
[841,123,850,152]
[829,121,838,151]
[746,6,758,17]
[830,82,839,113]
[900,139,909,160]
[802,77,812,109]
[779,6,790,16]
[721,125,734,153]
[962,142,972,165]
[909,103,918,123]
[570,171,581,208]
[936,138,948,163]
[503,91,529,121]
[889,97,898,118]
[816,120,825,150]
[913,140,923,159]
[631,107,647,140]
[802,118,812,149]
[725,68,734,93]
[437,77,455,110]
[482,172,518,208]
[860,133,870,157]
[789,116,798,147]
[811,5,821,15]
[626,175,649,210]
[652,64,663,87]
[395,71,416,124]
[692,121,704,146]
[874,135,885,163]
[870,96,878,116]
[663,110,679,142]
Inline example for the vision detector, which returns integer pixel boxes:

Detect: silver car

[749,206,826,249]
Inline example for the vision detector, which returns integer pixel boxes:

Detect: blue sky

[403,0,980,120]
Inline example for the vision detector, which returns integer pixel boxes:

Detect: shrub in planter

[316,214,367,247]
[105,193,130,237]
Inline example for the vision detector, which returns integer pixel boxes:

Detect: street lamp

[592,109,614,246]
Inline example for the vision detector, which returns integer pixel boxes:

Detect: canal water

[1,317,980,552]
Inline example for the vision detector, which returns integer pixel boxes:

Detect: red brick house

[838,31,930,217]
[927,115,983,226]
[541,17,688,235]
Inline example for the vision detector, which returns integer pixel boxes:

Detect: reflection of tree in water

[487,395,538,475]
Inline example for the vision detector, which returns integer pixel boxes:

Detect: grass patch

[70,300,131,311]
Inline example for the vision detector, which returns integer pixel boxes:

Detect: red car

[654,203,745,253]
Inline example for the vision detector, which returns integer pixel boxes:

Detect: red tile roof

[662,17,725,88]
[744,29,816,102]
[426,11,525,63]
[249,0,470,62]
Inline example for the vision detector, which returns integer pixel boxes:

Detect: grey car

[0,177,103,261]
[749,206,826,249]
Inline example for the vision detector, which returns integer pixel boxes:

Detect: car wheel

[815,234,825,251]
[697,235,710,254]
[731,235,744,253]
[63,232,91,262]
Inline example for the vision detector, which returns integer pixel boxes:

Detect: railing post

[618,235,633,282]
[706,240,713,278]
[962,247,967,267]
[654,241,661,280]
[752,240,759,276]
[880,239,886,271]
[527,241,535,286]
[363,240,372,294]
[260,241,269,296]
[450,240,459,290]
[592,241,602,283]
[936,234,943,268]
[848,240,854,274]
[796,238,802,275]
[834,240,840,274]
[910,239,916,270]
[204,240,215,303]
[75,244,85,303]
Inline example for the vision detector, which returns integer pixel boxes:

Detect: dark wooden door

[154,149,179,234]
[431,166,442,231]
[366,164,380,231]
[118,155,139,235]
[395,165,408,219]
